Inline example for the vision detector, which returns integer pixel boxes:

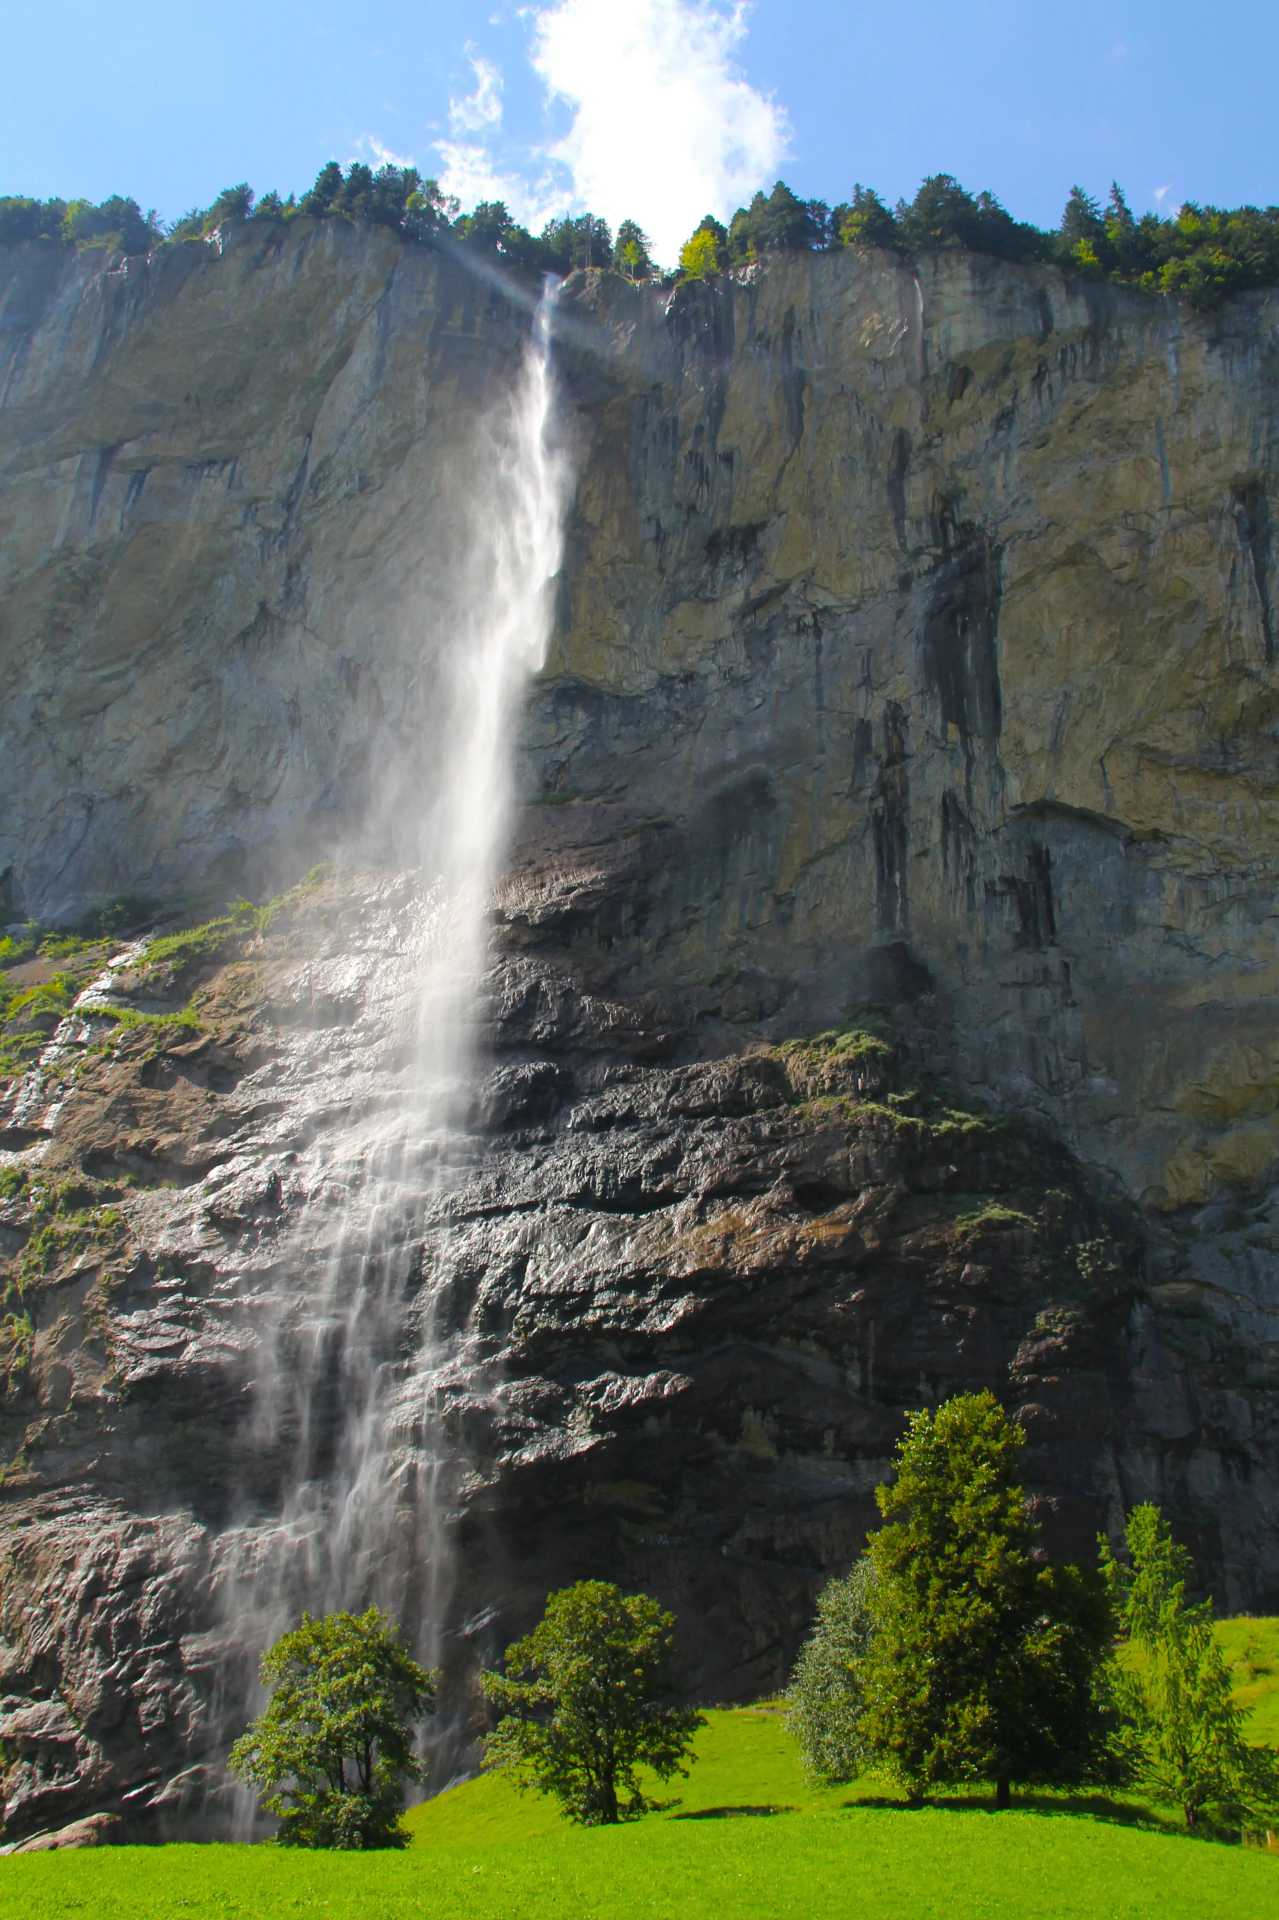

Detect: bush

[482,1580,703,1824]
[786,1555,876,1782]
[228,1607,435,1849]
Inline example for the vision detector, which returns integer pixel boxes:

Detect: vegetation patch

[955,1201,1037,1237]
[12,1174,129,1294]
[770,1024,1004,1152]
[5,163,1275,309]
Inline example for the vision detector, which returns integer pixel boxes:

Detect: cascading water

[215,281,571,1814]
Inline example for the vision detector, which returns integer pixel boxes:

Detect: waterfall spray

[216,281,571,1818]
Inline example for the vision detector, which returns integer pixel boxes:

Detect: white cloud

[449,52,505,135]
[436,47,570,224]
[436,139,568,229]
[531,0,788,264]
[353,135,417,170]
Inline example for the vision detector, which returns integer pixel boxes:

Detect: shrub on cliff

[228,1606,435,1849]
[1104,1503,1279,1832]
[0,192,160,253]
[481,1580,703,1824]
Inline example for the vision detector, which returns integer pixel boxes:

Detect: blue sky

[2,0,1274,265]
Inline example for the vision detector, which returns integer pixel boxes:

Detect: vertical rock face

[0,224,1277,1838]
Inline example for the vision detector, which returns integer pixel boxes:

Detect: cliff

[0,219,1277,1840]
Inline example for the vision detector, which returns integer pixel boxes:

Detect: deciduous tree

[228,1606,435,1849]
[482,1580,702,1824]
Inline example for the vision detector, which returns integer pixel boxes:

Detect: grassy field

[3,1705,1276,1920]
[1221,1616,1279,1745]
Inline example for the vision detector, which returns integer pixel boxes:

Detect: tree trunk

[995,1775,1011,1810]
[601,1771,619,1824]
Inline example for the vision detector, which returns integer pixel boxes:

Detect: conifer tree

[1104,1504,1279,1831]
[859,1391,1114,1807]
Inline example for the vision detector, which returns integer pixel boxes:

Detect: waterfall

[215,281,571,1815]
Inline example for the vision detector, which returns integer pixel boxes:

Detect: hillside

[2,1709,1275,1916]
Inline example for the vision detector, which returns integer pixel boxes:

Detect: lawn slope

[1221,1617,1279,1745]
[3,1707,1275,1920]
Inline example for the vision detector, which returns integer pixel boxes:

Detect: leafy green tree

[786,1555,876,1782]
[228,1606,435,1849]
[403,179,459,240]
[1060,185,1105,248]
[0,197,69,246]
[60,195,161,255]
[482,1580,703,1824]
[298,161,344,219]
[859,1391,1115,1807]
[679,221,724,279]
[539,212,613,274]
[457,199,518,252]
[1057,185,1109,276]
[1103,1504,1279,1831]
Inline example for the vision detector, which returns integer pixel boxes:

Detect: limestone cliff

[0,219,1277,1840]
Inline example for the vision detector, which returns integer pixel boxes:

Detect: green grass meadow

[5,1702,1278,1920]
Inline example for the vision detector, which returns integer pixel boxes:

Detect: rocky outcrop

[0,224,1277,1837]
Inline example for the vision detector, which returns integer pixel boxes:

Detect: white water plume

[215,282,571,1817]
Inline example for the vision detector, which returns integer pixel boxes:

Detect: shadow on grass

[673,1805,796,1821]
[840,1789,1220,1839]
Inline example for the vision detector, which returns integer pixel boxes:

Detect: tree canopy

[228,1606,435,1850]
[4,160,1277,309]
[0,193,161,253]
[481,1580,703,1825]
[668,172,1279,309]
